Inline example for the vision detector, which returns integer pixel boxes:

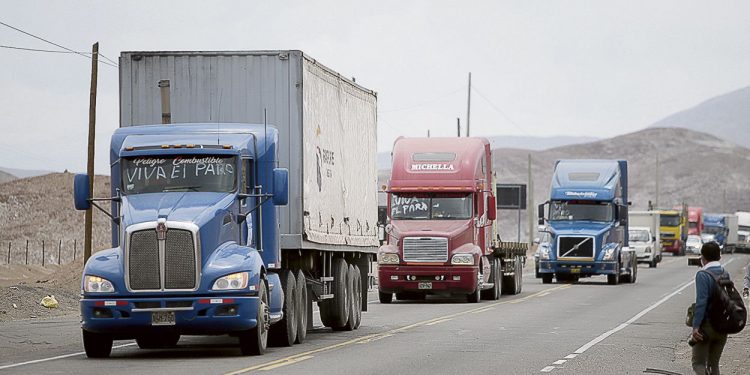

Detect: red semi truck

[377,137,526,303]
[687,207,704,236]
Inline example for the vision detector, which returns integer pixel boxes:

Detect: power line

[0,45,87,53]
[471,84,531,136]
[0,20,118,68]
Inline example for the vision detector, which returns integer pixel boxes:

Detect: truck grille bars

[126,222,200,292]
[558,236,595,259]
[402,237,449,262]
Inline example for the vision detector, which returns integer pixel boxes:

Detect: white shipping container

[119,50,378,251]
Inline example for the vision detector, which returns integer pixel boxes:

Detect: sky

[1,1,750,174]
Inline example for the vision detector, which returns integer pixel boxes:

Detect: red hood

[391,219,472,239]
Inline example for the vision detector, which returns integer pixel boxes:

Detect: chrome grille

[129,230,161,290]
[164,229,196,289]
[558,236,595,259]
[402,237,448,262]
[127,223,199,291]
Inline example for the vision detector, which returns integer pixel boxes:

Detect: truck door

[241,159,259,248]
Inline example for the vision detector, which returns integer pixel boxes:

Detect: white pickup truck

[629,210,662,268]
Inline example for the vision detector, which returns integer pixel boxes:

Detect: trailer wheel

[82,329,113,358]
[239,279,269,355]
[269,270,297,347]
[352,266,363,329]
[136,333,180,349]
[502,257,522,295]
[295,270,308,344]
[339,265,359,331]
[541,274,553,284]
[515,257,523,294]
[379,291,393,303]
[320,258,350,328]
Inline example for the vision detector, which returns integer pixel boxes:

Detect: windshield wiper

[163,186,201,192]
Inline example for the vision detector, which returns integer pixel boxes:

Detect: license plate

[570,268,580,274]
[418,282,432,290]
[151,311,176,326]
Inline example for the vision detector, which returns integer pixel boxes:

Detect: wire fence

[2,239,83,266]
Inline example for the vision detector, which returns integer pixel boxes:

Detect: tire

[482,259,501,300]
[542,274,553,284]
[239,279,269,355]
[649,257,657,268]
[340,265,358,331]
[379,291,393,304]
[352,265,363,329]
[535,262,541,279]
[295,270,308,344]
[515,257,523,294]
[136,333,180,349]
[629,258,638,284]
[320,258,349,328]
[269,270,297,347]
[466,286,481,303]
[607,261,620,285]
[82,329,113,358]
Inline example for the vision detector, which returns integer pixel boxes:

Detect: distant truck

[73,51,377,357]
[658,206,688,256]
[377,137,527,303]
[629,211,661,268]
[537,160,636,285]
[704,214,739,254]
[687,206,704,236]
[736,211,750,252]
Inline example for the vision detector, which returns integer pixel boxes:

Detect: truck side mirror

[487,196,497,221]
[537,203,545,225]
[272,168,289,206]
[73,174,91,210]
[377,224,386,242]
[619,205,628,226]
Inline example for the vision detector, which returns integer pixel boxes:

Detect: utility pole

[427,129,430,138]
[655,150,660,209]
[84,42,99,263]
[527,153,534,245]
[466,72,471,137]
[457,118,461,137]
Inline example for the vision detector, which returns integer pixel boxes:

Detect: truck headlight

[645,247,651,253]
[378,253,400,264]
[602,248,616,261]
[540,247,550,260]
[212,272,250,290]
[451,254,474,265]
[84,275,115,293]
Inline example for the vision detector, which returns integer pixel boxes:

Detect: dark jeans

[692,323,728,375]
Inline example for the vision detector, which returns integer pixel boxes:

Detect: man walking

[691,242,729,374]
[743,260,749,298]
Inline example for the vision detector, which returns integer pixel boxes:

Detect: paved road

[1,254,748,374]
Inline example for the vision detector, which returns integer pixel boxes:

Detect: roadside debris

[40,295,58,309]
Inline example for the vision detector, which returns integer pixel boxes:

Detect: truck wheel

[136,333,180,349]
[379,291,393,303]
[629,258,638,284]
[295,270,308,344]
[239,280,269,355]
[269,270,297,347]
[320,258,350,328]
[484,259,501,300]
[352,265,363,329]
[339,265,359,331]
[607,262,620,285]
[541,274,553,284]
[82,329,113,358]
[514,257,523,294]
[649,258,657,268]
[466,287,481,303]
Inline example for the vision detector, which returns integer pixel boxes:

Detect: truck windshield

[703,226,723,235]
[121,155,237,194]
[629,230,650,242]
[391,193,472,220]
[660,215,680,226]
[550,200,613,222]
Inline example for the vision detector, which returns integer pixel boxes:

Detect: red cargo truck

[377,137,526,303]
[687,207,704,236]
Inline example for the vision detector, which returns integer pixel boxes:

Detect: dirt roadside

[0,261,83,322]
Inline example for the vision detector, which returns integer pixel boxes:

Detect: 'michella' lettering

[410,163,455,171]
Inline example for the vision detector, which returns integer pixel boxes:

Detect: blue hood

[120,192,235,228]
[548,220,613,237]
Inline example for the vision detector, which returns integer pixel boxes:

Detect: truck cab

[377,137,524,303]
[537,160,636,285]
[74,123,289,357]
[687,207,704,236]
[658,207,688,256]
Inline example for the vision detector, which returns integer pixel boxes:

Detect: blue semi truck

[703,213,739,254]
[536,160,636,285]
[73,51,378,357]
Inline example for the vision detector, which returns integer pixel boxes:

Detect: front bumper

[80,295,260,338]
[538,260,618,275]
[378,265,479,294]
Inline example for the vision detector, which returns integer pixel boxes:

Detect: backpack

[700,270,747,334]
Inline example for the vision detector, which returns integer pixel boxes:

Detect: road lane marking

[226,284,571,374]
[0,343,137,370]
[425,318,453,326]
[257,355,313,371]
[471,307,495,314]
[536,257,737,373]
[564,354,577,359]
[553,360,566,365]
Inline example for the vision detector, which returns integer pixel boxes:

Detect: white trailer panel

[119,50,378,251]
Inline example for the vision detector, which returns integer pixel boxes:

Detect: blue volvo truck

[73,51,378,357]
[536,160,636,285]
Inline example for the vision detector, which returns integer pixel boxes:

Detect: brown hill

[0,170,16,184]
[0,173,112,251]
